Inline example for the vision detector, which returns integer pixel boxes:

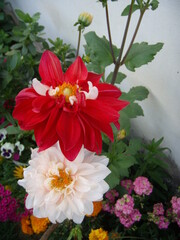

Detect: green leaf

[84,31,119,73]
[0,12,4,21]
[9,53,20,71]
[121,86,149,102]
[122,102,144,118]
[32,12,40,22]
[121,4,140,16]
[11,43,23,50]
[117,154,137,168]
[1,70,13,89]
[106,72,126,84]
[15,9,32,23]
[4,112,16,126]
[119,111,131,135]
[6,126,21,135]
[150,0,159,10]
[28,44,36,56]
[124,42,163,71]
[126,138,142,155]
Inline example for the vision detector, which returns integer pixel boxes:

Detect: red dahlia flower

[13,50,129,160]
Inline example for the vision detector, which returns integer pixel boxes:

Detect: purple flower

[121,179,134,194]
[153,203,164,216]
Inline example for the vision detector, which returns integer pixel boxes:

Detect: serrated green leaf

[106,72,126,84]
[150,0,159,10]
[124,42,163,71]
[121,4,140,16]
[84,31,119,73]
[117,154,137,168]
[121,86,149,102]
[4,112,16,125]
[122,102,144,118]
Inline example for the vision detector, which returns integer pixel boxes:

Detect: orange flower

[21,215,49,235]
[30,215,50,234]
[21,216,33,235]
[87,201,102,217]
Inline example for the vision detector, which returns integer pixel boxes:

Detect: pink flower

[171,196,180,214]
[153,203,164,216]
[121,179,133,194]
[115,194,134,215]
[157,216,169,229]
[133,176,153,196]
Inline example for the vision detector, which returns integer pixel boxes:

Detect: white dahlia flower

[18,144,110,224]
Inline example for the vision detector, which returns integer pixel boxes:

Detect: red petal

[79,112,114,142]
[56,111,82,151]
[87,72,103,85]
[97,83,122,98]
[64,57,88,84]
[39,50,64,87]
[79,114,102,154]
[35,121,58,151]
[82,99,120,124]
[59,138,83,161]
[96,97,129,111]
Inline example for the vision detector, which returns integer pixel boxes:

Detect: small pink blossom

[115,194,134,215]
[158,216,170,229]
[133,176,153,196]
[171,196,180,214]
[121,179,134,194]
[153,203,164,216]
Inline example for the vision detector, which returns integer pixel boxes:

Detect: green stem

[105,3,116,64]
[121,2,149,65]
[111,0,135,85]
[76,27,82,57]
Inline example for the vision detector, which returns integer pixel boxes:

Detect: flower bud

[117,129,126,140]
[78,12,93,27]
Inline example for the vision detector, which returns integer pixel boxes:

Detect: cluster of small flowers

[166,196,180,227]
[149,203,170,229]
[115,194,141,228]
[121,179,134,194]
[0,127,24,160]
[102,190,119,214]
[0,184,20,222]
[133,176,153,196]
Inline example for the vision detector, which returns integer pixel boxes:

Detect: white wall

[7,0,180,169]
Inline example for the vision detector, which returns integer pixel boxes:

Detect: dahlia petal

[87,72,102,85]
[39,50,64,87]
[64,56,88,84]
[57,112,82,151]
[75,176,91,192]
[15,88,38,102]
[26,194,33,209]
[32,78,49,96]
[59,139,83,161]
[84,200,94,215]
[72,214,84,224]
[97,83,122,98]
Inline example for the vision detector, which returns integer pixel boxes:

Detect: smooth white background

[7,0,180,170]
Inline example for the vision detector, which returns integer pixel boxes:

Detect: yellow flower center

[57,82,77,102]
[51,169,72,190]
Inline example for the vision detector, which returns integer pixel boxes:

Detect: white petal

[32,78,49,96]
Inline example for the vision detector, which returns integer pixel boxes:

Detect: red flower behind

[13,51,128,160]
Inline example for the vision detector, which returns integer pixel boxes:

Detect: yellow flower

[87,201,102,217]
[13,166,25,179]
[78,12,93,27]
[21,216,33,235]
[30,215,50,234]
[117,129,126,140]
[89,228,109,240]
[5,185,12,191]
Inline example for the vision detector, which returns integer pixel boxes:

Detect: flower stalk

[40,223,59,240]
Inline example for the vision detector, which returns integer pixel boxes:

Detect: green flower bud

[78,12,93,27]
